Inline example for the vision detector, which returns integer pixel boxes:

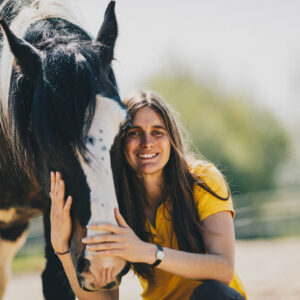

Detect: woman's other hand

[82,208,156,264]
[50,171,73,253]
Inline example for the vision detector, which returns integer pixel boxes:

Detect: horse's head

[0,1,129,291]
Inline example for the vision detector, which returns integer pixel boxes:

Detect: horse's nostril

[90,282,96,289]
[77,256,90,274]
[103,281,118,290]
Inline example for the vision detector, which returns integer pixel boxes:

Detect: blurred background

[5,0,300,299]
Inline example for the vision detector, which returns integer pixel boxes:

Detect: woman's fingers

[114,208,129,228]
[55,172,61,199]
[63,196,72,217]
[49,172,73,253]
[82,232,122,244]
[86,222,122,234]
[50,172,55,197]
[50,172,70,218]
[57,179,65,209]
[51,173,63,203]
[86,242,122,252]
[53,172,58,200]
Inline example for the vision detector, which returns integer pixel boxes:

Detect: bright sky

[74,0,300,125]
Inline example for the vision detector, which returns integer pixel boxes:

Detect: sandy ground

[4,238,300,300]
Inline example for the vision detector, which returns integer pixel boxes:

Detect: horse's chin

[79,273,121,292]
[78,256,128,291]
[82,279,120,292]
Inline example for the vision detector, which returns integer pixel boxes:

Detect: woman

[50,91,247,300]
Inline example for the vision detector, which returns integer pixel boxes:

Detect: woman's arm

[50,172,119,300]
[154,211,235,284]
[83,209,235,285]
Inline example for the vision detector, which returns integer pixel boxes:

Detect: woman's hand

[50,171,73,253]
[82,208,156,264]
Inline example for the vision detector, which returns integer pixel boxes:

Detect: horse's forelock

[31,49,103,170]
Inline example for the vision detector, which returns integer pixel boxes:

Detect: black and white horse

[0,0,129,298]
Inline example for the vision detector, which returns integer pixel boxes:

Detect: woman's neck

[142,173,164,209]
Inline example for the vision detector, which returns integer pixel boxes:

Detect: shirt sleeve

[192,163,235,222]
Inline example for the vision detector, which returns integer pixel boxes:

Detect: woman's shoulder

[189,161,229,199]
[190,161,234,221]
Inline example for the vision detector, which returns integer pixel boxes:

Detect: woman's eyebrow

[129,125,166,130]
[127,125,140,130]
[153,125,166,130]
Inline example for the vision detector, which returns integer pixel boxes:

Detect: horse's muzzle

[76,255,130,291]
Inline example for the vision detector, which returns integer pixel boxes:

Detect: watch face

[157,249,165,260]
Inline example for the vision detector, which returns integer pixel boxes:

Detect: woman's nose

[141,133,154,148]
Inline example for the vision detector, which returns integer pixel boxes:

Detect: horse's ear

[96,1,118,66]
[0,18,42,79]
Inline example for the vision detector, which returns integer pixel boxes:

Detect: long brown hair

[113,91,229,283]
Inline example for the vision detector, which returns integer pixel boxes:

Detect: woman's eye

[127,130,140,137]
[152,130,164,136]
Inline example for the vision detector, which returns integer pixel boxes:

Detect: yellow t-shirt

[138,162,247,300]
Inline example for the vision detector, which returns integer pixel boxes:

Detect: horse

[0,0,130,298]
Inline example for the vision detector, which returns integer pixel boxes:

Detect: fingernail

[82,238,87,242]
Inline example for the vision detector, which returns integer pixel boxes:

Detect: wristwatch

[151,245,164,267]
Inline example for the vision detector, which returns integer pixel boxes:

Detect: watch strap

[151,244,163,267]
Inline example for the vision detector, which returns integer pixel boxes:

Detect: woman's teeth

[138,153,157,159]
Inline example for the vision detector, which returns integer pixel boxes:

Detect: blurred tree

[144,70,291,195]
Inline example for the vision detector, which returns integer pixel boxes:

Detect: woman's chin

[138,165,163,176]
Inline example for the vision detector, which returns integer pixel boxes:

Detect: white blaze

[78,95,127,238]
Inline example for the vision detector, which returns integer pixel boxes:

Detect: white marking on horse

[78,95,126,243]
[0,208,17,224]
[0,230,28,299]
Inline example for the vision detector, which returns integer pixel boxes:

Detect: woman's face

[124,107,171,179]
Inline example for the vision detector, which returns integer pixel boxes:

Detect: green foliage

[145,70,291,194]
[12,253,45,273]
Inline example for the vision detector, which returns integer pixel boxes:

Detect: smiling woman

[124,106,171,177]
[50,90,248,300]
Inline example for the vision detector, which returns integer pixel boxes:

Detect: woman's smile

[124,107,171,178]
[137,152,159,159]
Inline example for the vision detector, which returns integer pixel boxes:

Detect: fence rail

[234,187,300,239]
